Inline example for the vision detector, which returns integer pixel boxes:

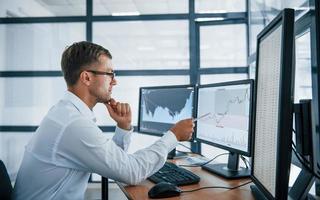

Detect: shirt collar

[63,91,97,122]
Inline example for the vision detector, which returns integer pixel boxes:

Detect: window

[248,0,311,55]
[200,24,247,68]
[0,0,86,17]
[93,21,189,70]
[200,74,248,84]
[294,30,312,103]
[0,77,66,125]
[0,23,85,71]
[195,0,246,13]
[0,132,33,180]
[1,0,249,183]
[93,0,188,15]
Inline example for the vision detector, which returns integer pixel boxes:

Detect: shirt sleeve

[112,126,133,151]
[54,118,178,185]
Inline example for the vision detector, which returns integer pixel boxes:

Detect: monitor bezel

[251,9,295,200]
[311,0,320,178]
[195,79,254,157]
[291,10,313,168]
[138,84,196,137]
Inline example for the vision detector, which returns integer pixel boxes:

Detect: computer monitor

[138,85,195,137]
[291,15,313,169]
[287,8,317,199]
[195,79,254,179]
[312,0,320,194]
[250,9,295,200]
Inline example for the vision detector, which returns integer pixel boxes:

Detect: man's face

[88,54,116,103]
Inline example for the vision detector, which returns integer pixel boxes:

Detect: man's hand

[170,119,194,141]
[105,98,132,130]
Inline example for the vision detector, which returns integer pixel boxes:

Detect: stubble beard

[97,92,111,103]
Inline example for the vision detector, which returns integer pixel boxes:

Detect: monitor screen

[196,80,253,155]
[313,0,320,180]
[251,9,295,200]
[138,85,195,136]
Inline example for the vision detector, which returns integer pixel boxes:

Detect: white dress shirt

[13,91,178,200]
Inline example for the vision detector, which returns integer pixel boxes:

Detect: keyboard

[148,162,200,186]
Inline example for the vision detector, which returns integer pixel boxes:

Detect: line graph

[198,87,250,130]
[196,84,251,151]
[210,88,249,128]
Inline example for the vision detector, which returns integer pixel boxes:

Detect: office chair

[0,160,13,200]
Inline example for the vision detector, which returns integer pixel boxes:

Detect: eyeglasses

[86,70,116,80]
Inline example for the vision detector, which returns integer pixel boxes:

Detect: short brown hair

[61,41,112,86]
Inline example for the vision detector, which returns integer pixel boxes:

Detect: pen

[193,112,211,122]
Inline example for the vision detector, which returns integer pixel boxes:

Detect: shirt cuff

[113,126,133,149]
[160,130,179,153]
[115,125,133,135]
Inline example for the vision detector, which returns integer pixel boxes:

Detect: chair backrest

[0,160,12,200]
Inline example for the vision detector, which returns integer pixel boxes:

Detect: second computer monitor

[196,79,253,178]
[138,85,195,136]
[196,79,253,155]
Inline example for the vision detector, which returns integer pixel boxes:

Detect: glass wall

[0,0,86,17]
[0,0,248,182]
[248,0,310,54]
[195,0,246,13]
[93,20,189,70]
[0,23,85,71]
[294,29,312,102]
[200,24,247,68]
[248,0,313,106]
[93,0,188,15]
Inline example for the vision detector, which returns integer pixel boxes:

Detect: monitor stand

[250,185,268,200]
[288,164,315,200]
[201,152,250,179]
[167,148,188,159]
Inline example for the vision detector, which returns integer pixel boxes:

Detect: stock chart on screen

[196,83,251,152]
[139,86,194,135]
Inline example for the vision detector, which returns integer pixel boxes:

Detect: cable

[176,149,191,154]
[292,143,320,179]
[177,143,192,154]
[292,146,320,179]
[291,136,310,165]
[240,155,250,169]
[292,145,310,165]
[179,153,229,167]
[180,153,251,168]
[181,181,252,193]
[178,143,192,151]
[177,143,205,157]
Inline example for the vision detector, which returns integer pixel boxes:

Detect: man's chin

[98,96,111,104]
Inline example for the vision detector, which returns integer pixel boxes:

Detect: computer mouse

[148,182,181,199]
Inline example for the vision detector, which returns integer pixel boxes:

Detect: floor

[85,182,128,200]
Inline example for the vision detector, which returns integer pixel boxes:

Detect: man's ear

[79,71,91,86]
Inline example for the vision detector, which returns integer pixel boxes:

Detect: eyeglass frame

[86,70,116,80]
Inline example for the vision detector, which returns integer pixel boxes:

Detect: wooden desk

[116,157,254,200]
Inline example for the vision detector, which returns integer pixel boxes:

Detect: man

[13,41,194,200]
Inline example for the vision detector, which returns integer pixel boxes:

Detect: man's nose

[112,78,117,85]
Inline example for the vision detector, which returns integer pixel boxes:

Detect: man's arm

[54,118,177,185]
[54,118,194,185]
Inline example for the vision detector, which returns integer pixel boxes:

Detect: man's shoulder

[46,100,83,123]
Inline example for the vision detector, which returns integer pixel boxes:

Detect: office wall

[0,0,249,182]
